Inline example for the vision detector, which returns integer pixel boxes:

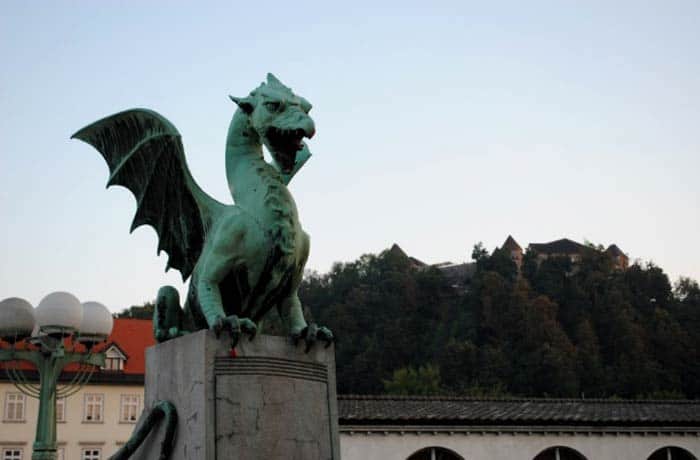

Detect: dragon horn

[266,73,284,87]
[229,96,254,114]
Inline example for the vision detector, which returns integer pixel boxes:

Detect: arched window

[407,446,464,460]
[533,446,587,460]
[647,446,698,460]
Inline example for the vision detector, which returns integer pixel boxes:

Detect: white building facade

[1,382,143,460]
[0,318,152,460]
[340,425,700,460]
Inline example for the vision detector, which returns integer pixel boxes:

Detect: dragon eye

[264,101,281,112]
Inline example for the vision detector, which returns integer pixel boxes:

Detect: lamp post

[0,292,114,460]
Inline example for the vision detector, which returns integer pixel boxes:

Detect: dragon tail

[109,400,177,460]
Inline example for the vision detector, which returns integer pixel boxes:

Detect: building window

[103,356,123,371]
[534,446,587,460]
[81,449,101,460]
[83,394,104,422]
[408,447,464,460]
[2,449,23,460]
[120,394,140,423]
[56,397,66,422]
[102,345,127,372]
[648,447,698,460]
[3,393,26,422]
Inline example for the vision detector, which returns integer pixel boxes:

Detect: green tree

[471,242,489,264]
[438,339,478,392]
[472,244,517,282]
[299,244,700,398]
[573,319,605,396]
[383,365,441,396]
[115,302,154,319]
[672,277,700,396]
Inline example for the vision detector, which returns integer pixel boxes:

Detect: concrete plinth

[131,331,340,460]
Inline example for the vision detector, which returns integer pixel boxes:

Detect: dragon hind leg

[153,286,188,342]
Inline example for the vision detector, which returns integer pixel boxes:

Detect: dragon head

[230,73,315,174]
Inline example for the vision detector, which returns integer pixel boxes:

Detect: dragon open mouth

[266,127,306,173]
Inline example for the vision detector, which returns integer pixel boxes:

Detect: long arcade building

[1,319,699,460]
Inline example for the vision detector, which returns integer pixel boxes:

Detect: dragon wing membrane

[72,109,225,281]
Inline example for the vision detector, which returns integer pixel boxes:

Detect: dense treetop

[299,244,700,399]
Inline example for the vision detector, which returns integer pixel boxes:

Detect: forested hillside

[300,244,700,399]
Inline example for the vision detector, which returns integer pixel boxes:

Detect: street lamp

[0,292,114,460]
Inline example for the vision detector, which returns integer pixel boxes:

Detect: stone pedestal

[131,331,340,460]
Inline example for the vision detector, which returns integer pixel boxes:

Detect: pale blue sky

[1,1,698,311]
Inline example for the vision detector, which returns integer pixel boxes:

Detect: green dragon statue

[73,74,333,350]
[74,74,333,460]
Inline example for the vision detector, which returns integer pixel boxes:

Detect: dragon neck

[225,109,263,199]
[225,110,297,255]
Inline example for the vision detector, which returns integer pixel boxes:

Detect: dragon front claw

[292,323,334,353]
[213,315,257,348]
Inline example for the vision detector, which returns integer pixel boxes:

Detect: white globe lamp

[0,297,36,343]
[35,291,83,337]
[78,301,113,346]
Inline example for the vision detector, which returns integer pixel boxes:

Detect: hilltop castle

[502,235,629,272]
[388,236,629,289]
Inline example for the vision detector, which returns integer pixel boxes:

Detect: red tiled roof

[103,318,155,374]
[0,318,154,375]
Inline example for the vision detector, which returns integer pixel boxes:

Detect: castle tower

[605,244,629,270]
[501,235,523,271]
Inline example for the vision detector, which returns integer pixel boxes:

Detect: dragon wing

[72,109,225,281]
